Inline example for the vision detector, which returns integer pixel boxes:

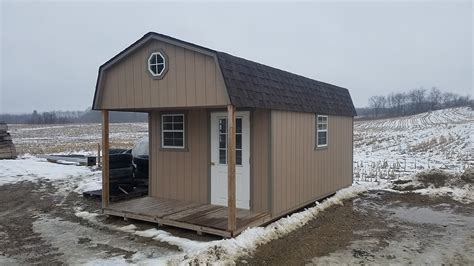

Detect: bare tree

[442,92,457,107]
[368,95,387,117]
[428,87,442,110]
[408,88,426,114]
[388,92,407,116]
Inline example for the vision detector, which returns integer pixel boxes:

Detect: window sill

[314,146,329,151]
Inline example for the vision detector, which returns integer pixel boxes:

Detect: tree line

[0,108,148,124]
[358,88,473,118]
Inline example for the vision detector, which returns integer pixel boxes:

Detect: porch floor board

[103,196,271,237]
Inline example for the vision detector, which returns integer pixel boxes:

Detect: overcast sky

[1,1,472,113]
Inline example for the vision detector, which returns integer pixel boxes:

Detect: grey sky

[1,1,472,113]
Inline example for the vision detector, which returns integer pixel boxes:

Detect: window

[316,115,328,147]
[161,114,185,149]
[148,52,167,78]
[218,117,243,165]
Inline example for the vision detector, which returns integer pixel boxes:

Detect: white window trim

[316,115,328,148]
[148,52,166,77]
[161,114,185,149]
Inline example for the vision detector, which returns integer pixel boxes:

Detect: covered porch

[103,196,271,237]
[100,105,269,237]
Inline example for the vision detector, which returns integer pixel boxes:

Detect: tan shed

[93,32,357,237]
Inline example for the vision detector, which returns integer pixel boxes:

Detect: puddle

[386,205,474,226]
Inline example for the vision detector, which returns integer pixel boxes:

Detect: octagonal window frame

[147,50,169,79]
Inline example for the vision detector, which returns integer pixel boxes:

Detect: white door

[210,111,250,209]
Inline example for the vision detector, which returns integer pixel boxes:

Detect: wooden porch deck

[103,196,271,237]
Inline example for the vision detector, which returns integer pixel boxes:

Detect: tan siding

[98,39,229,109]
[251,109,270,213]
[148,114,153,196]
[271,110,353,216]
[149,110,209,203]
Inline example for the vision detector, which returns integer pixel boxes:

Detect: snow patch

[0,155,101,194]
[118,224,138,233]
[414,185,474,204]
[75,210,100,222]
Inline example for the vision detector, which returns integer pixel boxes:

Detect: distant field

[9,123,148,155]
[354,107,473,180]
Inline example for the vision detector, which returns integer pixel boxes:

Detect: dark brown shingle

[216,52,356,117]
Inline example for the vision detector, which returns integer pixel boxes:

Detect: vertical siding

[149,110,209,203]
[271,110,353,216]
[251,109,270,213]
[98,39,229,109]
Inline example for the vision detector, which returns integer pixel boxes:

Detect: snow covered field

[0,107,473,264]
[354,107,473,180]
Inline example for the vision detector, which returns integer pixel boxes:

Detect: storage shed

[93,32,356,237]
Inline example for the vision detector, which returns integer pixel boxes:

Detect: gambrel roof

[93,32,356,116]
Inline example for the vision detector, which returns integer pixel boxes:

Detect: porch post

[227,104,237,231]
[102,110,110,209]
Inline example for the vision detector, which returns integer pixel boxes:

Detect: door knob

[210,162,215,166]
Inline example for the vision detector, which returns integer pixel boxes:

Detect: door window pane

[219,149,226,164]
[236,150,242,165]
[236,134,242,150]
[236,118,242,133]
[219,134,226,149]
[219,119,227,133]
[217,116,244,165]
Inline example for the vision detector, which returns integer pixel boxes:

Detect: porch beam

[227,104,237,231]
[102,110,110,209]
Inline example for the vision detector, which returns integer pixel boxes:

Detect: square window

[162,114,185,149]
[316,115,328,147]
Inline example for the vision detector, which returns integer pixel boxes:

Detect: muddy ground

[1,179,472,264]
[0,180,218,264]
[240,191,474,265]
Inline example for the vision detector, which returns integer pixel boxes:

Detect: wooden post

[227,105,237,232]
[97,143,101,166]
[102,110,110,209]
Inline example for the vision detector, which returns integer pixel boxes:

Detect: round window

[148,52,167,78]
